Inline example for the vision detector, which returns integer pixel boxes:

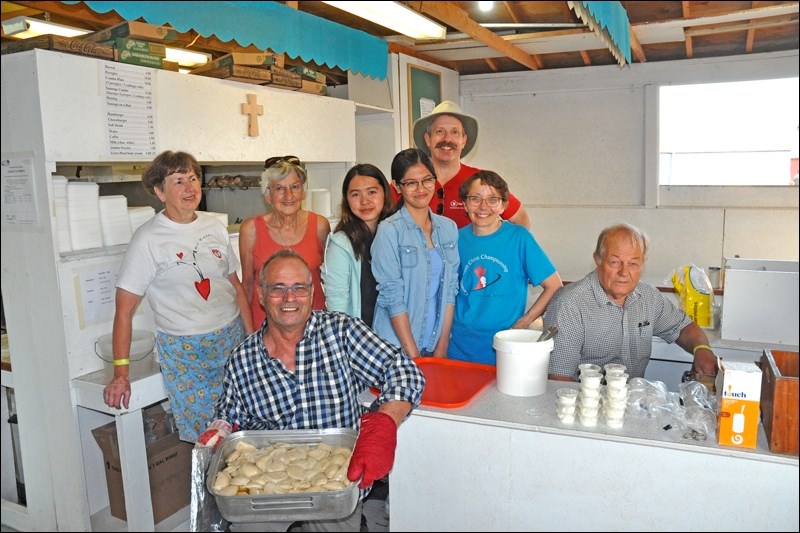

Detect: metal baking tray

[207,428,359,523]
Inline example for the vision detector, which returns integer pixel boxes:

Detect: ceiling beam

[417,1,541,70]
[682,1,694,58]
[629,26,646,63]
[684,15,798,37]
[387,41,460,73]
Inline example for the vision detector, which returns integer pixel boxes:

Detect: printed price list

[102,62,157,157]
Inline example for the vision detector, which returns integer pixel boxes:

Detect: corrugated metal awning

[67,1,389,79]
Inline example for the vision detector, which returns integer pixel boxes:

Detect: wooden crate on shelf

[191,51,277,75]
[1,35,114,60]
[194,65,273,85]
[82,20,179,44]
[268,66,302,90]
[760,349,799,455]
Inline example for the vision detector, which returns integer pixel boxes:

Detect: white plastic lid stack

[128,206,156,234]
[199,211,229,227]
[99,195,132,246]
[67,181,103,250]
[51,175,72,253]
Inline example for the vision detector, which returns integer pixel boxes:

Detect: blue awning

[569,1,631,67]
[65,1,388,79]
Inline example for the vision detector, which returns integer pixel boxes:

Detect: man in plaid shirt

[198,249,425,531]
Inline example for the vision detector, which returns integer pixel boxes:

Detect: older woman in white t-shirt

[102,150,252,442]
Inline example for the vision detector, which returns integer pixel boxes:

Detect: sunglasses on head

[264,155,301,169]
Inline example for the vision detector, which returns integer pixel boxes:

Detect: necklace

[270,214,302,250]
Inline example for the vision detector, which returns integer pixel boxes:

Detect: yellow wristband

[113,358,131,366]
[692,344,712,355]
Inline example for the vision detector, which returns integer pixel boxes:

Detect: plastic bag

[626,377,717,442]
[670,264,715,328]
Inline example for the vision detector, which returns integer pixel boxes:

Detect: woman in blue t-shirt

[450,170,562,365]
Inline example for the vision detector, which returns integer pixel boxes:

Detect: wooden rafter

[682,0,694,58]
[418,1,541,70]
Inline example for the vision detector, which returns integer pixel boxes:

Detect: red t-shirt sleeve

[504,191,522,219]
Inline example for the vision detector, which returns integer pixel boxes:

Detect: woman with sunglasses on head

[371,148,460,359]
[449,170,562,365]
[239,156,330,328]
[322,164,394,326]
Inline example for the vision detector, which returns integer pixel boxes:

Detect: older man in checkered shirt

[545,223,718,382]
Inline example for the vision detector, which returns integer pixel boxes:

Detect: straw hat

[412,100,479,158]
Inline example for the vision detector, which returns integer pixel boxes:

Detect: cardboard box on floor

[92,404,192,523]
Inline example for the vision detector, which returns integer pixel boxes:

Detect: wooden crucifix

[241,93,264,137]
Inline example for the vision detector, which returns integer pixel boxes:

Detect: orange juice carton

[716,361,762,449]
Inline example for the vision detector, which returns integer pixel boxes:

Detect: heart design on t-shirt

[177,252,184,259]
[195,278,210,300]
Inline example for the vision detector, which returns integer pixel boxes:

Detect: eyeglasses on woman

[399,176,436,192]
[268,182,305,195]
[465,195,503,208]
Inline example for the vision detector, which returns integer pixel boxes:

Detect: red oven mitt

[347,412,398,489]
[195,419,231,451]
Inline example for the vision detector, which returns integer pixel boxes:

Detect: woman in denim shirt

[371,148,460,358]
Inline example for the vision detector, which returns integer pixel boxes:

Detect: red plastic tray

[374,357,496,409]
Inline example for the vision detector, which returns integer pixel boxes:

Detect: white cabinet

[1,48,358,531]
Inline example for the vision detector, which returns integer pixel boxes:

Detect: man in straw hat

[412,100,531,229]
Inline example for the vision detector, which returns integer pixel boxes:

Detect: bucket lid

[493,329,554,353]
[95,330,155,363]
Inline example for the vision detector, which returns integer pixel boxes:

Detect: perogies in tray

[212,440,352,495]
[207,429,359,522]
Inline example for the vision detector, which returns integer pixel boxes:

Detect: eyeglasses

[264,155,301,169]
[435,186,444,214]
[265,283,312,299]
[267,182,305,195]
[399,176,436,192]
[465,195,503,208]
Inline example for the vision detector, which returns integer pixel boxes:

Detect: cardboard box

[191,51,276,74]
[92,405,192,523]
[193,65,272,85]
[1,35,114,60]
[108,37,167,57]
[290,64,326,85]
[268,66,302,89]
[716,361,762,449]
[297,79,328,96]
[760,350,799,455]
[83,20,179,44]
[115,48,163,69]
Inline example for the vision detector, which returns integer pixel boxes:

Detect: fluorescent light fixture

[164,47,210,68]
[1,16,91,39]
[323,1,446,40]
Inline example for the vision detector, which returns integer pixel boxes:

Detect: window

[659,78,799,186]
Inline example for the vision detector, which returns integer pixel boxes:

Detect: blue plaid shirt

[214,310,426,430]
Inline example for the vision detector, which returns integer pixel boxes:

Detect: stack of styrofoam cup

[603,364,629,428]
[556,388,579,424]
[578,367,603,426]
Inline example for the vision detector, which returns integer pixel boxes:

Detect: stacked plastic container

[577,364,603,426]
[556,387,579,424]
[603,363,629,428]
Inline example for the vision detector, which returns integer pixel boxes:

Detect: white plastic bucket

[493,329,554,397]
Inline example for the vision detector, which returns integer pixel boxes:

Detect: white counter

[390,380,798,531]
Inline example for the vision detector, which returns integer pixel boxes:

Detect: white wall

[459,50,799,284]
